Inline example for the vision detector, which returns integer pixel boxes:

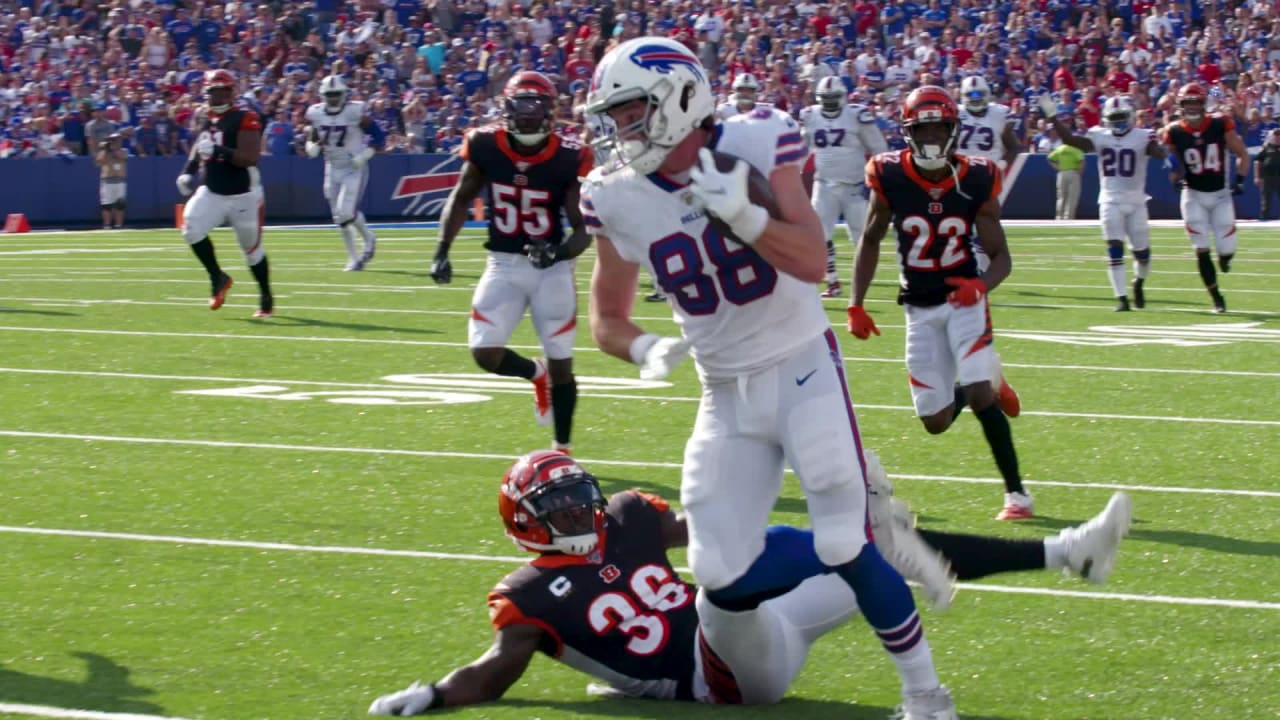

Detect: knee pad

[1107,243,1124,261]
[181,226,203,245]
[334,215,355,227]
[1133,248,1151,263]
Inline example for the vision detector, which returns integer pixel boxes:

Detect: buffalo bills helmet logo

[627,43,705,82]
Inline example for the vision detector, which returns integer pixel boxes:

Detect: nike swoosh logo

[796,369,817,386]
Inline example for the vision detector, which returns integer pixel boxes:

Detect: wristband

[629,333,659,366]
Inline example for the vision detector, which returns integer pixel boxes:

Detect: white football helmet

[816,76,845,116]
[585,37,715,176]
[1102,95,1135,135]
[319,74,349,113]
[732,72,759,108]
[960,75,991,114]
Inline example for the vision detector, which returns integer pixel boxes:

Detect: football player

[1039,94,1168,311]
[305,74,385,271]
[584,38,955,718]
[956,76,1020,171]
[175,68,275,318]
[1159,82,1250,313]
[847,86,1030,522]
[429,71,593,453]
[713,73,768,120]
[799,76,889,297]
[368,450,1133,715]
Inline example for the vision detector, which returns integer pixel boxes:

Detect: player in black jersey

[175,69,275,318]
[1161,82,1250,313]
[847,86,1031,522]
[368,450,1132,715]
[429,71,593,453]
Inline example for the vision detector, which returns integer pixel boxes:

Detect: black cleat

[1115,296,1131,312]
[644,290,667,303]
[1132,279,1145,309]
[1211,292,1226,314]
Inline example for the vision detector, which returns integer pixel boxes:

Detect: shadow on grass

[441,697,1015,720]
[0,652,168,716]
[246,314,444,334]
[0,307,79,316]
[1020,515,1280,558]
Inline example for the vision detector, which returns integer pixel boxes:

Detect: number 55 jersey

[581,107,830,382]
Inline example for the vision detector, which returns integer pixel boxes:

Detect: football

[700,150,781,243]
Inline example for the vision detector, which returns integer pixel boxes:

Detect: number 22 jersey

[581,107,830,382]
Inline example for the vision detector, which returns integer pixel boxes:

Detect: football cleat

[1115,296,1131,312]
[532,358,553,426]
[991,354,1021,418]
[552,442,573,455]
[1212,292,1227,314]
[1057,491,1132,584]
[882,517,956,611]
[209,274,233,310]
[644,290,667,303]
[995,491,1034,521]
[897,685,959,720]
[820,281,843,298]
[1132,279,1145,308]
[252,309,273,319]
[361,235,377,265]
[344,258,365,272]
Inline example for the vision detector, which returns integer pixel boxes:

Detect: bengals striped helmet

[901,85,959,171]
[503,71,557,146]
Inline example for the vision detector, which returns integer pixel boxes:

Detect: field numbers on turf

[176,374,670,407]
[1003,322,1280,347]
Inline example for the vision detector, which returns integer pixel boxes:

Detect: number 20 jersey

[581,108,830,382]
[487,491,700,700]
[1085,126,1155,204]
[866,150,1000,307]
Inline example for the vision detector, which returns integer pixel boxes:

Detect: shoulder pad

[857,108,875,124]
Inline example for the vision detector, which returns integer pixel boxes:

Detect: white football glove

[688,147,769,245]
[176,174,195,197]
[195,135,215,160]
[1037,93,1060,119]
[368,680,436,716]
[630,333,691,381]
[305,140,322,158]
[352,147,375,169]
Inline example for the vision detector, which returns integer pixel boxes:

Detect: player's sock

[1195,250,1218,290]
[250,256,272,311]
[1106,243,1127,298]
[1043,534,1070,571]
[189,238,223,284]
[949,384,968,424]
[824,237,837,284]
[831,545,939,693]
[974,402,1024,495]
[339,220,359,262]
[917,529,1046,580]
[493,349,537,380]
[703,526,828,611]
[550,380,576,446]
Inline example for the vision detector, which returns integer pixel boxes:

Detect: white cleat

[1058,491,1133,584]
[863,451,955,610]
[896,685,959,720]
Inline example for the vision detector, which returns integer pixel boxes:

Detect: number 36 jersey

[866,150,1001,307]
[1085,126,1156,204]
[487,491,700,700]
[581,107,830,382]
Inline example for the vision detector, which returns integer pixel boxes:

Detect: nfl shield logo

[928,187,943,200]
[516,161,531,172]
[513,174,528,186]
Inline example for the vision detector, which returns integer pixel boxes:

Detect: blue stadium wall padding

[0,153,1258,227]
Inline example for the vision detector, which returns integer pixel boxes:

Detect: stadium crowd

[4,0,1280,160]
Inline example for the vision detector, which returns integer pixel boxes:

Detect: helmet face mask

[500,451,607,556]
[1103,97,1134,135]
[816,76,843,116]
[1178,83,1207,122]
[320,74,348,112]
[961,75,990,114]
[204,69,235,113]
[733,73,759,109]
[903,86,960,171]
[503,71,556,146]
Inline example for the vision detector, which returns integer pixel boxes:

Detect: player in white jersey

[956,76,1020,169]
[581,37,957,719]
[714,73,771,121]
[799,76,888,297]
[305,74,385,271]
[1039,94,1168,311]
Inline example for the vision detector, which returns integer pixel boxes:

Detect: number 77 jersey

[866,150,1001,307]
[1087,126,1156,203]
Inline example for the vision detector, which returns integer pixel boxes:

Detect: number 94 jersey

[1086,126,1156,203]
[866,150,1001,307]
[1161,115,1234,193]
[487,491,700,700]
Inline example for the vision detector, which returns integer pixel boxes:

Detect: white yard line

[0,703,193,720]
[1,524,1276,611]
[2,429,1279,498]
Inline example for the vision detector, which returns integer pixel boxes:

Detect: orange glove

[944,276,987,307]
[847,305,880,339]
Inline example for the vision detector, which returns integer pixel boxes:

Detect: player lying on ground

[368,449,1132,715]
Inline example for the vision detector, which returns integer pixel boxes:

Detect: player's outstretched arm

[1226,128,1250,178]
[1037,95,1092,152]
[369,624,542,714]
[588,234,644,361]
[974,196,1011,292]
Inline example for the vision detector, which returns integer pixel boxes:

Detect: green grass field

[1,223,1277,720]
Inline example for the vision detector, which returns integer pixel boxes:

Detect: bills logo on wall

[391,155,463,217]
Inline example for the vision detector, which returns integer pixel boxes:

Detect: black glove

[524,238,559,269]
[1231,177,1245,196]
[430,248,452,284]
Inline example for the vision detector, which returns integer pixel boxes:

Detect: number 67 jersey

[581,108,830,382]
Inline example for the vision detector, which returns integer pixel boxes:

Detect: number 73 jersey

[1086,126,1155,203]
[866,150,1000,307]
